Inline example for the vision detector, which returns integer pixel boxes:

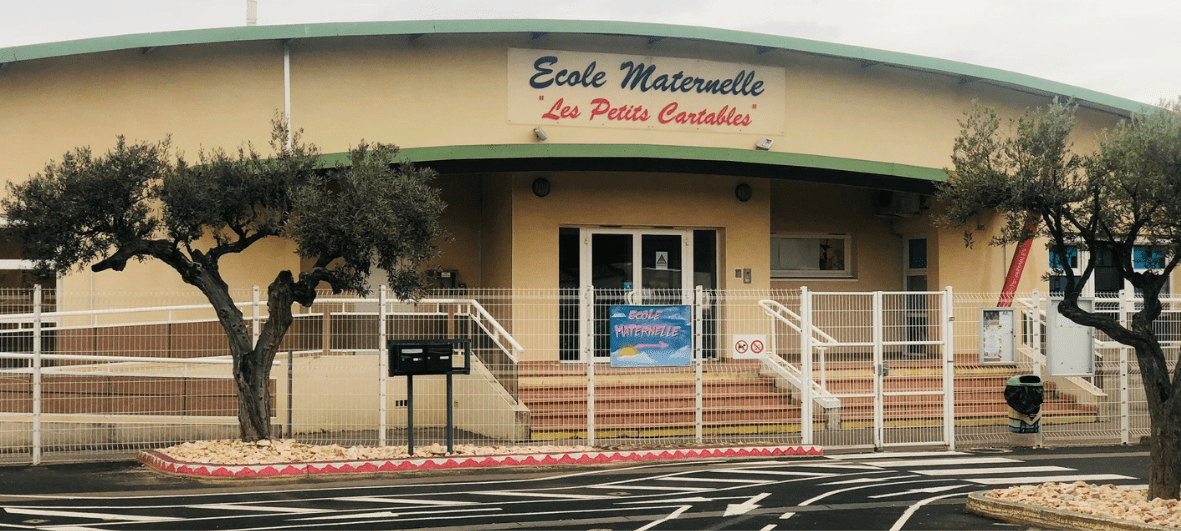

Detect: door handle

[878,363,890,377]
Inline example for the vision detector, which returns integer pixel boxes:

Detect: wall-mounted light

[735,183,753,202]
[532,177,551,198]
[533,127,548,141]
[755,138,773,151]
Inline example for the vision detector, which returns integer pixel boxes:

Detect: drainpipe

[283,41,292,150]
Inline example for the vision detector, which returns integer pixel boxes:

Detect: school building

[0,20,1164,455]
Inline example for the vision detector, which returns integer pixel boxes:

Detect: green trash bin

[1004,375,1043,433]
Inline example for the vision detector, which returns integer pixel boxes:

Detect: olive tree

[938,98,1181,499]
[2,118,446,442]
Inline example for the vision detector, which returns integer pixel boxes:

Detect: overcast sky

[1,0,1177,106]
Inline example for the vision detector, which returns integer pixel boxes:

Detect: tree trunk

[1059,294,1181,500]
[1147,392,1181,500]
[230,271,302,442]
[234,348,273,442]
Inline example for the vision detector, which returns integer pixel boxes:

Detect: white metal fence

[0,286,1172,464]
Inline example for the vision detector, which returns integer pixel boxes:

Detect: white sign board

[732,334,767,359]
[507,48,786,134]
[980,307,1015,365]
[1047,297,1094,376]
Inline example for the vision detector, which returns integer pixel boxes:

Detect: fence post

[800,287,813,446]
[1031,289,1042,377]
[943,286,956,450]
[378,285,388,447]
[583,285,595,446]
[1119,288,1131,445]
[32,284,42,466]
[694,286,703,444]
[872,291,884,450]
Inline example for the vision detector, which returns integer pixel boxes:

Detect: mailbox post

[388,339,470,455]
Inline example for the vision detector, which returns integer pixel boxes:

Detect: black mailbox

[388,339,470,376]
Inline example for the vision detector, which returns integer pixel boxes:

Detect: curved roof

[0,19,1152,117]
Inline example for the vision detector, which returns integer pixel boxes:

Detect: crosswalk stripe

[969,474,1135,485]
[716,469,836,477]
[913,466,1072,476]
[827,451,968,460]
[659,476,772,484]
[870,457,1018,467]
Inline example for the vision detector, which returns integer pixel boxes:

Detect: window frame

[770,232,853,279]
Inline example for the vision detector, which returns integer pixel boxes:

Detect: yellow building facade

[0,20,1152,362]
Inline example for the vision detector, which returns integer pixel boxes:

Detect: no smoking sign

[732,334,767,359]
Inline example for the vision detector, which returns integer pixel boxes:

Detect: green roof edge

[0,19,1153,116]
[319,144,948,182]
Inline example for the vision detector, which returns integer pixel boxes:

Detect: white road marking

[759,525,777,531]
[724,492,770,517]
[715,469,836,477]
[294,507,499,522]
[777,463,884,470]
[821,475,918,485]
[868,484,966,499]
[3,507,181,523]
[335,496,477,505]
[298,511,400,521]
[587,485,709,492]
[618,495,756,505]
[969,474,1135,485]
[618,497,715,504]
[477,490,614,499]
[798,479,949,507]
[187,503,326,514]
[870,457,1018,467]
[827,451,968,460]
[658,476,772,484]
[913,465,1073,476]
[889,492,967,531]
[635,505,690,531]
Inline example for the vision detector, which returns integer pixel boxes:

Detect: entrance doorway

[559,228,717,361]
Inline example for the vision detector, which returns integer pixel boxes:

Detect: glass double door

[559,227,716,362]
[588,230,693,360]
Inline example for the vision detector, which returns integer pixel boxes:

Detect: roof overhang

[322,144,945,194]
[0,19,1154,119]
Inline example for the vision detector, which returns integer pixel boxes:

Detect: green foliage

[290,141,445,299]
[3,137,169,277]
[939,97,1181,500]
[938,99,1181,298]
[3,115,448,442]
[3,115,444,300]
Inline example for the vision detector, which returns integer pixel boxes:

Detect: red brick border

[138,445,822,478]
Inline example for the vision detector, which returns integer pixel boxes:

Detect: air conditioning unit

[875,191,926,218]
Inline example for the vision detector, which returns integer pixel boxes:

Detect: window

[907,238,928,270]
[1049,244,1170,297]
[771,234,851,278]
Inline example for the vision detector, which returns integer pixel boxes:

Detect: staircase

[517,355,1098,440]
[819,354,1098,429]
[519,360,806,440]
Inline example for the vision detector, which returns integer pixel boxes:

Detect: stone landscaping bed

[984,482,1181,529]
[158,439,597,465]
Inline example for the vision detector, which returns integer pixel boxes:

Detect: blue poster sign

[609,305,693,367]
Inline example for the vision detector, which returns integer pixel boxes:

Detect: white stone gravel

[988,481,1181,528]
[158,439,598,465]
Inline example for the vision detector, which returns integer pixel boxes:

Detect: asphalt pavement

[0,444,1153,530]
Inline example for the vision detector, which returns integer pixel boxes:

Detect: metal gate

[803,289,954,450]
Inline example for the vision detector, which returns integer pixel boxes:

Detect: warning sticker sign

[732,334,767,359]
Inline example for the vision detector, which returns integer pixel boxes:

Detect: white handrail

[759,354,841,409]
[420,297,524,363]
[756,299,840,409]
[758,300,838,345]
